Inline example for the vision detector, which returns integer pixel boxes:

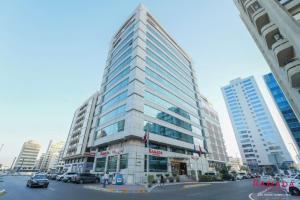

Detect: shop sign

[149,148,163,156]
[98,148,124,157]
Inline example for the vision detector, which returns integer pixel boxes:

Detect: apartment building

[199,94,228,169]
[88,4,209,184]
[39,140,65,172]
[222,76,293,172]
[234,0,300,120]
[14,140,41,172]
[63,92,99,173]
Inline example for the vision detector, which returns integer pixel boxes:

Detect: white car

[236,172,247,180]
[62,172,77,182]
[281,174,300,196]
[260,175,274,184]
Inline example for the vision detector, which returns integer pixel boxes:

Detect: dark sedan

[72,173,100,184]
[26,174,49,188]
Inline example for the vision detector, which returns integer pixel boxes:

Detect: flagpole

[147,127,150,185]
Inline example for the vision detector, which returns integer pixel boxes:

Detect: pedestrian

[103,172,109,188]
[160,175,164,187]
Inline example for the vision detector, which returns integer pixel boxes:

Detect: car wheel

[95,179,99,183]
[79,180,84,184]
[44,184,48,188]
[290,187,300,196]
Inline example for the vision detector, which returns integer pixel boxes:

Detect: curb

[148,181,199,192]
[84,185,147,193]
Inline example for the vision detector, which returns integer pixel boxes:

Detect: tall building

[63,92,99,173]
[264,73,300,153]
[199,94,228,169]
[234,0,300,121]
[35,153,45,170]
[88,4,209,184]
[40,140,65,172]
[14,140,41,172]
[222,76,293,172]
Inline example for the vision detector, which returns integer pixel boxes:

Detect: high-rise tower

[222,76,293,172]
[89,4,209,183]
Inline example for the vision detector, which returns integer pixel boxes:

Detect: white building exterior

[199,94,228,169]
[63,92,99,173]
[234,0,300,121]
[88,4,209,184]
[222,76,293,172]
[39,140,65,172]
[14,140,41,172]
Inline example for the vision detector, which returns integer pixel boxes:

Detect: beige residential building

[234,0,300,120]
[14,140,41,172]
[199,94,228,169]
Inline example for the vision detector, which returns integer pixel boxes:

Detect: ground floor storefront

[90,140,209,184]
[64,157,94,173]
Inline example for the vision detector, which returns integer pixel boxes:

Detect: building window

[96,120,125,139]
[95,157,106,172]
[107,156,118,172]
[149,142,167,151]
[119,154,128,170]
[149,156,168,172]
[144,121,194,144]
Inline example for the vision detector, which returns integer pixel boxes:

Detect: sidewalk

[84,184,147,193]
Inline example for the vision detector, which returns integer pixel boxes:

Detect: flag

[144,130,149,144]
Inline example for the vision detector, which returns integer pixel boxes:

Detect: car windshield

[34,175,46,179]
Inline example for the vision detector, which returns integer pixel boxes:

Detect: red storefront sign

[149,148,163,156]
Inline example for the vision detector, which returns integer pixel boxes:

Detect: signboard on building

[97,148,124,158]
[149,148,163,156]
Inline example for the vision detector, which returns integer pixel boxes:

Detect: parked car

[71,173,100,184]
[281,173,300,196]
[260,175,274,185]
[62,172,77,182]
[26,174,49,188]
[56,172,68,181]
[236,172,247,180]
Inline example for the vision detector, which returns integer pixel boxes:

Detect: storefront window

[149,156,168,172]
[95,157,106,172]
[107,155,118,172]
[149,142,167,151]
[119,154,128,170]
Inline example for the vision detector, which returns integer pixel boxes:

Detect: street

[0,176,298,200]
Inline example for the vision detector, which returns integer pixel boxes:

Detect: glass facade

[144,121,194,144]
[95,157,106,172]
[95,120,125,139]
[264,73,300,149]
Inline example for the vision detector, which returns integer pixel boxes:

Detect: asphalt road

[0,176,297,200]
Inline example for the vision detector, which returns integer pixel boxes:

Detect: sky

[0,0,295,167]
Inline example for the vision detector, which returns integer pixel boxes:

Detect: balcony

[272,38,294,67]
[286,59,300,88]
[261,23,279,49]
[253,9,270,35]
[244,0,256,8]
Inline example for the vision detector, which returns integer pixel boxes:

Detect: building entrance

[171,161,187,175]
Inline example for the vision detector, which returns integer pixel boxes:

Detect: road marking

[248,193,254,200]
[49,187,55,191]
[183,183,210,189]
